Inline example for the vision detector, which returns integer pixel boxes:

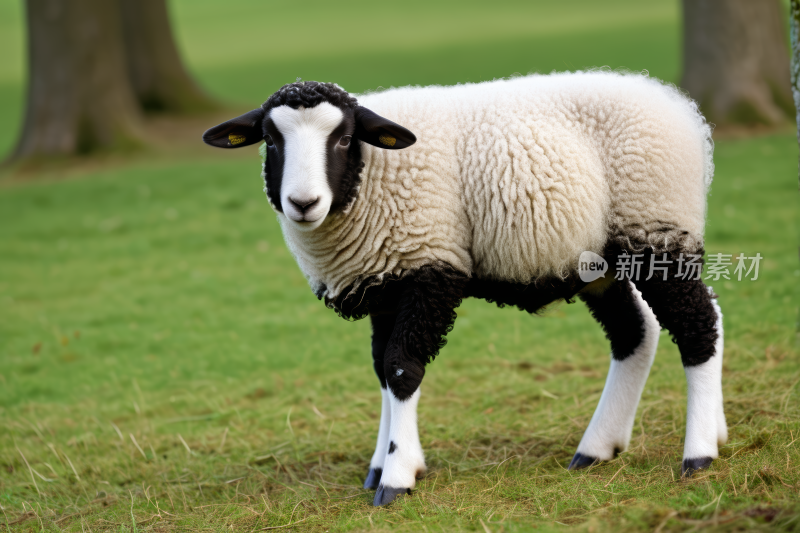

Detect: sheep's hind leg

[681,291,726,475]
[634,274,727,476]
[364,313,397,490]
[569,280,660,469]
[373,266,467,506]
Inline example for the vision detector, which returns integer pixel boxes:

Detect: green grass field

[1,1,799,531]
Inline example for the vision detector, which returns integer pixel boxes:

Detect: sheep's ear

[354,106,416,149]
[202,108,265,148]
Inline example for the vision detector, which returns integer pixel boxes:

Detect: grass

[1,0,799,531]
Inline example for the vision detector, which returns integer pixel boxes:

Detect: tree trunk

[681,0,794,128]
[13,0,145,159]
[119,0,218,114]
[790,0,800,183]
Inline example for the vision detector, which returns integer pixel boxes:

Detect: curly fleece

[261,81,358,114]
[275,72,714,303]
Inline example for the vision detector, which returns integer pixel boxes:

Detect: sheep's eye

[265,135,274,147]
[339,135,351,147]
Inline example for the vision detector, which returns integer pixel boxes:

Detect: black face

[202,81,417,224]
[261,109,364,214]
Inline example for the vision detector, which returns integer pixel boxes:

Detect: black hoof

[682,457,713,477]
[568,452,599,470]
[373,485,411,506]
[363,467,382,490]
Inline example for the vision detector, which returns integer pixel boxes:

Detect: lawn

[1,1,799,531]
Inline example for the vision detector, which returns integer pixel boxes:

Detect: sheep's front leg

[373,387,425,506]
[372,267,467,507]
[364,313,396,490]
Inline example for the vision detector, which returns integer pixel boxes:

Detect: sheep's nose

[288,196,320,213]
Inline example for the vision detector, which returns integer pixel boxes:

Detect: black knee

[384,345,425,400]
[630,258,718,367]
[580,279,647,361]
[645,280,717,366]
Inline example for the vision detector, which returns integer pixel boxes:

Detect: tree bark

[681,0,794,128]
[790,0,800,183]
[13,0,145,159]
[119,0,218,114]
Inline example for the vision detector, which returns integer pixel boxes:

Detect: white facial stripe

[270,103,344,229]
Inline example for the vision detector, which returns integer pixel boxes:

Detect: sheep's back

[573,74,712,254]
[457,72,712,281]
[458,85,610,281]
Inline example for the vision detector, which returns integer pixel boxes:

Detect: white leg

[373,387,426,506]
[571,283,660,468]
[682,289,727,474]
[711,294,728,445]
[364,387,392,489]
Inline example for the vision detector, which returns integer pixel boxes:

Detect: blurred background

[0,0,798,530]
[1,0,793,160]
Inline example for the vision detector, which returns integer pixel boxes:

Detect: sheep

[202,71,726,506]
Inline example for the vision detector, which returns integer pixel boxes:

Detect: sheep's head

[203,81,416,231]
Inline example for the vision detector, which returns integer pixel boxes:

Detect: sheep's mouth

[284,210,329,231]
[290,214,323,224]
[286,211,319,223]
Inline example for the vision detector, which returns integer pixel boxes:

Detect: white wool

[275,71,714,300]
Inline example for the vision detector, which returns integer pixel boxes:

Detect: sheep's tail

[683,95,715,193]
[653,71,715,195]
[700,112,715,193]
[685,96,715,230]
